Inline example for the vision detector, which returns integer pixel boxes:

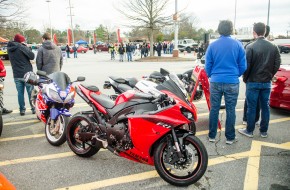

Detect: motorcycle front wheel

[45,115,68,146]
[154,135,208,186]
[66,114,100,157]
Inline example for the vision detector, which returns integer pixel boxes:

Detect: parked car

[174,39,198,53]
[69,46,88,53]
[0,46,9,60]
[278,44,290,54]
[96,44,109,52]
[270,65,290,111]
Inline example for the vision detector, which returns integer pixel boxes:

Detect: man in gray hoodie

[36,33,63,75]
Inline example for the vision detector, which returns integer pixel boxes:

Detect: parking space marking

[0,134,45,142]
[4,120,40,126]
[244,141,290,190]
[54,140,290,190]
[1,117,289,167]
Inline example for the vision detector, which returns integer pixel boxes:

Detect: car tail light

[272,76,287,83]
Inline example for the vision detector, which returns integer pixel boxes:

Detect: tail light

[272,76,287,83]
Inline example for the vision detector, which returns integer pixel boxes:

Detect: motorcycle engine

[107,122,132,150]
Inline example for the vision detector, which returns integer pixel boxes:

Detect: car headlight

[64,91,75,103]
[48,89,63,103]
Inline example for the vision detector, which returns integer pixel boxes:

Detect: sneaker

[242,121,247,125]
[226,137,238,145]
[238,128,254,138]
[260,132,268,138]
[208,136,215,143]
[2,108,13,115]
[20,111,25,116]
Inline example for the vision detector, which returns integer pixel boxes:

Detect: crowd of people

[1,20,281,146]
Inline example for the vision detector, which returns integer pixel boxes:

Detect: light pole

[45,0,53,39]
[173,0,179,57]
[234,0,237,34]
[267,0,270,26]
[68,0,75,45]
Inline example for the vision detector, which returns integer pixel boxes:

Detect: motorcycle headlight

[48,89,63,103]
[64,91,75,103]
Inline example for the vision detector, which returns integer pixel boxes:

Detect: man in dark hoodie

[7,34,35,116]
[36,33,63,75]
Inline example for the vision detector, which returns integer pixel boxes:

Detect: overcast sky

[25,0,290,37]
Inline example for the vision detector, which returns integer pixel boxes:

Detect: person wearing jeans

[208,83,239,142]
[14,78,35,114]
[7,33,35,116]
[239,22,280,138]
[205,20,247,145]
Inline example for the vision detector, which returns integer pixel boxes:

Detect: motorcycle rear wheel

[154,135,208,186]
[66,114,100,157]
[45,115,68,146]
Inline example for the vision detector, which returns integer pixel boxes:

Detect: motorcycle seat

[90,93,115,109]
[109,76,138,88]
[80,84,99,92]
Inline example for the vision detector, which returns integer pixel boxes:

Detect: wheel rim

[45,116,65,142]
[68,119,92,152]
[160,138,201,179]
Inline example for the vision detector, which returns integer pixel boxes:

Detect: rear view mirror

[77,76,85,82]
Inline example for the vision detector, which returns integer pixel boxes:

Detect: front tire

[154,135,208,186]
[66,114,100,157]
[45,115,68,146]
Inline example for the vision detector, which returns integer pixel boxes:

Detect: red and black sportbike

[66,72,208,186]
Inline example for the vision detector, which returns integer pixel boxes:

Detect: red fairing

[162,90,197,121]
[125,104,189,165]
[35,92,48,123]
[78,85,108,114]
[114,90,136,105]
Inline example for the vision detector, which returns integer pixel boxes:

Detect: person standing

[7,34,35,116]
[72,45,78,58]
[238,22,281,138]
[36,33,63,75]
[0,59,12,115]
[65,44,70,58]
[118,44,125,62]
[126,43,132,62]
[156,42,162,57]
[205,20,247,145]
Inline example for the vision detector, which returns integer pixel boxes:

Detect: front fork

[170,128,188,162]
[49,107,71,135]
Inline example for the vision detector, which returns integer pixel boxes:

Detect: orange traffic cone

[0,173,16,190]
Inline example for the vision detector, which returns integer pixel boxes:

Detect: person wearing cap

[36,33,63,75]
[7,33,35,116]
[0,59,13,115]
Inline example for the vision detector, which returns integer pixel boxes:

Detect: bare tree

[115,0,172,57]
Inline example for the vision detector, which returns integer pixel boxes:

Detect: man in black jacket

[7,34,35,116]
[238,22,281,138]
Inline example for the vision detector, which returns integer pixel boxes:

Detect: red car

[270,65,290,110]
[96,44,109,52]
[69,46,88,53]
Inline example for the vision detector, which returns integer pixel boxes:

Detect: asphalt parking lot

[0,51,290,190]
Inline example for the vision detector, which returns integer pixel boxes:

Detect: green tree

[25,28,41,44]
[116,0,172,57]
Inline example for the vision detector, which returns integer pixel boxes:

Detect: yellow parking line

[0,134,45,142]
[0,149,105,167]
[4,120,40,126]
[1,117,289,167]
[55,140,290,190]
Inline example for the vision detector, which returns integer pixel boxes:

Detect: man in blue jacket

[205,20,247,145]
